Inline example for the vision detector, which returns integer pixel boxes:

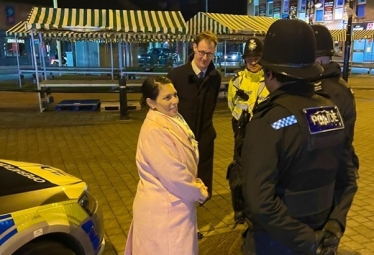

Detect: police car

[0,159,105,255]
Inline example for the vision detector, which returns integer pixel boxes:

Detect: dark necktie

[198,72,204,79]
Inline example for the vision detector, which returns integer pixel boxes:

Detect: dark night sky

[10,0,126,9]
[11,0,248,20]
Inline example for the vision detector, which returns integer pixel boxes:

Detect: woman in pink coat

[124,76,209,255]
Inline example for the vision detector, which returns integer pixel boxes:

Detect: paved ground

[0,77,373,254]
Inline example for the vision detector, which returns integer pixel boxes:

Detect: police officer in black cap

[227,37,269,134]
[241,19,358,255]
[226,37,269,230]
[311,24,359,170]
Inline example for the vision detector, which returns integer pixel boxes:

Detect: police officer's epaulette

[231,70,244,82]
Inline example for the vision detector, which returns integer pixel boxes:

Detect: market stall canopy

[6,21,94,40]
[186,12,277,39]
[352,29,374,40]
[328,29,374,41]
[246,16,278,34]
[23,7,187,41]
[6,21,31,37]
[330,29,346,41]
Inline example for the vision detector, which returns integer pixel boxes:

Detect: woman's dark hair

[140,76,173,108]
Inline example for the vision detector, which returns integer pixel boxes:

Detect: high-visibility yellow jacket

[228,69,269,120]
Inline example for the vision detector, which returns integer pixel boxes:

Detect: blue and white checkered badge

[271,115,298,130]
[303,106,344,134]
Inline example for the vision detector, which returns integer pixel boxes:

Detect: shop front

[351,22,374,63]
[0,31,32,66]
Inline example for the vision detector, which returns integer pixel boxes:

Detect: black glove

[304,230,323,255]
[316,220,342,255]
[238,110,250,131]
[233,211,245,229]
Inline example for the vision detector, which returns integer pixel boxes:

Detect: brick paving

[0,78,373,254]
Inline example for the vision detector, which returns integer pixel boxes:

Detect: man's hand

[316,220,343,255]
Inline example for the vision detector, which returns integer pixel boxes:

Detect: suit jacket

[167,57,222,141]
[167,58,222,194]
[125,110,208,255]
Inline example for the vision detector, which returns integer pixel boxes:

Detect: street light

[314,1,323,9]
[342,0,356,82]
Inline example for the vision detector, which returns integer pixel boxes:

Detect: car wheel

[13,239,76,255]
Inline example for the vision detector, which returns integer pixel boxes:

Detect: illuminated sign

[352,22,374,31]
[6,38,25,44]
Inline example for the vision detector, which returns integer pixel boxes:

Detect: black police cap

[243,37,264,58]
[259,19,323,80]
[311,24,335,57]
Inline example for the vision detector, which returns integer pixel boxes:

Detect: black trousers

[197,136,214,196]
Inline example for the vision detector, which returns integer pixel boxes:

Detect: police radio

[233,84,249,101]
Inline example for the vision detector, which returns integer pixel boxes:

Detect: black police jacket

[241,81,357,254]
[313,61,359,170]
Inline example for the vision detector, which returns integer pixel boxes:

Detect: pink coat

[124,110,209,255]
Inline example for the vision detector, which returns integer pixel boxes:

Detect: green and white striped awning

[6,22,184,43]
[187,12,275,37]
[352,30,374,40]
[112,10,186,34]
[330,29,346,41]
[26,7,186,36]
[6,21,31,37]
[329,29,374,41]
[6,20,108,41]
[247,16,278,34]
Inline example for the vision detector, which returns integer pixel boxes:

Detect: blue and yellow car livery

[0,159,105,255]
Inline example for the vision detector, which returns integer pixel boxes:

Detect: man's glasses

[196,49,215,58]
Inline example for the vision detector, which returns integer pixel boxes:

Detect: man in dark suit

[167,31,221,200]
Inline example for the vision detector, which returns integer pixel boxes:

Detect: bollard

[119,77,129,120]
[20,74,25,86]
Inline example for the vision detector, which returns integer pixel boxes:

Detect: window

[254,5,259,16]
[300,0,306,11]
[283,0,289,13]
[357,4,365,18]
[267,2,274,16]
[335,0,344,8]
[334,8,343,20]
[315,9,324,22]
[3,37,26,57]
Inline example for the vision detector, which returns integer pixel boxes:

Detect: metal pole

[224,40,227,76]
[118,41,123,77]
[119,77,129,120]
[31,31,43,112]
[182,42,187,64]
[53,0,62,68]
[14,35,22,88]
[342,0,354,82]
[205,0,208,12]
[39,32,47,80]
[110,41,114,79]
[30,39,35,69]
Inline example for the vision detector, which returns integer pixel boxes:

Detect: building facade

[247,0,374,63]
[0,1,112,68]
[247,0,373,29]
[0,1,36,66]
